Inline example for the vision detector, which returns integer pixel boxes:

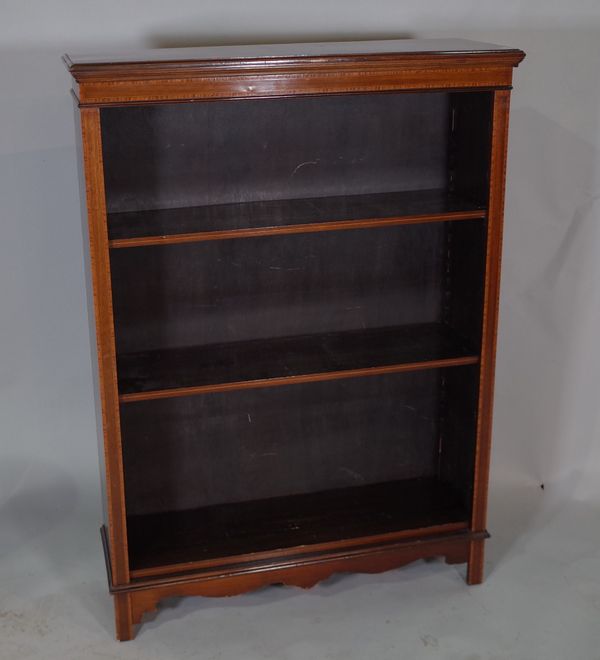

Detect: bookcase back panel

[443,218,488,348]
[121,370,440,515]
[110,223,447,353]
[439,364,480,508]
[449,92,493,206]
[101,92,451,213]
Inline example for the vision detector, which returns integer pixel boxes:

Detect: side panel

[73,98,108,530]
[78,107,130,585]
[468,89,512,584]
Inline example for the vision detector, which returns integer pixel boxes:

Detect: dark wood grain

[438,364,480,511]
[131,522,468,579]
[449,91,493,207]
[442,217,488,349]
[108,189,484,247]
[127,477,467,574]
[121,369,446,515]
[101,93,452,214]
[117,322,478,401]
[109,222,446,355]
[110,220,487,359]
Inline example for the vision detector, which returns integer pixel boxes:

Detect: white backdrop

[1,2,600,651]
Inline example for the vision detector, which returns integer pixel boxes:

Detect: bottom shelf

[127,477,468,577]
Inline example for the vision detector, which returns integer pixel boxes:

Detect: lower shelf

[127,477,468,578]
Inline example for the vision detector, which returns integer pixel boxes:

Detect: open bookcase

[67,39,524,640]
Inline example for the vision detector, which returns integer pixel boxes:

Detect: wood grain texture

[100,93,452,213]
[117,323,478,402]
[125,477,468,574]
[109,209,483,248]
[130,522,467,580]
[104,528,484,639]
[73,97,110,531]
[64,38,524,70]
[468,89,512,583]
[79,109,130,585]
[101,524,487,589]
[107,189,485,248]
[70,40,523,640]
[65,39,524,106]
[74,65,517,107]
[114,593,133,642]
[467,538,486,585]
[110,222,447,354]
[120,370,446,518]
[119,356,478,402]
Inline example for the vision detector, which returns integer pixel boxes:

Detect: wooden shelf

[127,477,469,577]
[108,189,485,248]
[117,322,479,402]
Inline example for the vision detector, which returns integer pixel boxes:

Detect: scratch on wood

[291,159,319,176]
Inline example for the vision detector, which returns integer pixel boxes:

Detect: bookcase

[66,39,524,640]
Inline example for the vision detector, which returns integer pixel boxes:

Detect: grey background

[1,1,600,657]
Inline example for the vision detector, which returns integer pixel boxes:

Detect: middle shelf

[117,322,479,402]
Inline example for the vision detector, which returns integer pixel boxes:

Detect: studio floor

[1,474,599,660]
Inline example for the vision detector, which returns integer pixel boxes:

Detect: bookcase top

[65,38,524,106]
[64,38,524,72]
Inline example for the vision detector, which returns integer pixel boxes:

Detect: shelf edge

[130,520,468,580]
[118,355,480,403]
[104,526,489,593]
[108,210,486,249]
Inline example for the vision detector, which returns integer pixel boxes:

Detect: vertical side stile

[468,89,511,585]
[78,106,130,586]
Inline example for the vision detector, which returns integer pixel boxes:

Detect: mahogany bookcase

[66,39,524,640]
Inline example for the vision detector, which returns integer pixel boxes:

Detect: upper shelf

[108,189,485,248]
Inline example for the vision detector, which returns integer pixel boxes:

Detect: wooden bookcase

[66,39,524,640]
